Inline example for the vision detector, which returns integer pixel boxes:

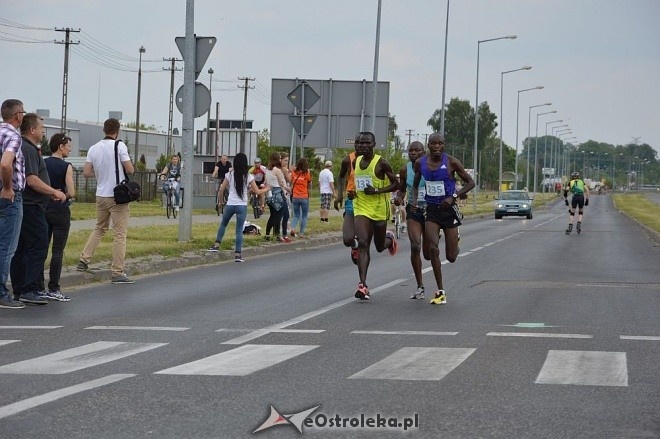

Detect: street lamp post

[499,66,532,193]
[543,121,564,192]
[206,68,214,154]
[534,110,557,194]
[552,128,571,183]
[514,85,543,189]
[526,103,551,190]
[134,45,146,162]
[472,34,517,208]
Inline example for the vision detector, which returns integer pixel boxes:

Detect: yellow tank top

[354,154,389,221]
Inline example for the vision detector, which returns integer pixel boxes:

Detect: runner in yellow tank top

[351,132,399,300]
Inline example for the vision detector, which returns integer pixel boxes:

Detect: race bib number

[417,185,426,200]
[355,175,374,191]
[425,180,446,197]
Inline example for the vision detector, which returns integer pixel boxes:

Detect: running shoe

[386,231,398,256]
[76,260,89,271]
[354,283,370,300]
[429,290,447,305]
[410,286,425,300]
[234,255,244,262]
[350,247,359,265]
[18,291,48,305]
[0,294,25,309]
[41,290,71,302]
[207,245,220,252]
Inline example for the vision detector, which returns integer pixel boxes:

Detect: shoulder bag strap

[114,140,121,185]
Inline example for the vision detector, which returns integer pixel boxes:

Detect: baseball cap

[325,160,332,167]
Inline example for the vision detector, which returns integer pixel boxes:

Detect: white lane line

[487,332,592,339]
[221,279,407,345]
[215,328,255,333]
[0,340,20,347]
[155,344,318,376]
[0,326,62,330]
[620,335,660,341]
[350,347,476,381]
[0,374,135,420]
[457,252,472,258]
[271,329,325,334]
[85,326,189,331]
[482,242,494,247]
[470,246,484,251]
[535,350,628,387]
[351,330,458,336]
[0,341,167,374]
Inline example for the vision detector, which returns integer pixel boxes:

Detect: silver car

[494,190,533,219]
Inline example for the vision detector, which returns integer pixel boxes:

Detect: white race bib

[355,175,374,191]
[425,180,446,197]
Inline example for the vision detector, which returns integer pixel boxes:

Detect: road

[1,195,658,438]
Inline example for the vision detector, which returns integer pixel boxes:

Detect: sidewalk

[63,209,345,289]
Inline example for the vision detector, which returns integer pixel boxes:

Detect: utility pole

[55,27,80,132]
[163,57,182,156]
[134,46,146,162]
[238,76,255,154]
[405,129,414,146]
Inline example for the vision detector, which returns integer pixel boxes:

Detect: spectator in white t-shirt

[318,160,335,222]
[77,118,135,284]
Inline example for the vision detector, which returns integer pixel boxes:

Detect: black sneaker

[76,261,89,271]
[18,291,48,305]
[111,274,135,284]
[0,294,25,309]
[234,255,244,262]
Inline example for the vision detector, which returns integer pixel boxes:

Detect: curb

[61,232,344,289]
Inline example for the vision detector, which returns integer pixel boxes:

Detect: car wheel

[495,213,502,219]
[526,212,533,219]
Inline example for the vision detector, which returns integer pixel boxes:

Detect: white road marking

[350,347,476,381]
[0,340,20,347]
[470,246,484,251]
[487,332,592,339]
[536,350,628,387]
[221,279,406,345]
[0,326,62,329]
[0,374,135,420]
[620,335,660,341]
[351,330,458,336]
[85,326,189,331]
[0,341,167,374]
[271,329,325,334]
[155,344,318,376]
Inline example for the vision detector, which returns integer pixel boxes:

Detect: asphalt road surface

[1,194,658,438]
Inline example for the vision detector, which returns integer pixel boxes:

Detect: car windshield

[500,192,529,200]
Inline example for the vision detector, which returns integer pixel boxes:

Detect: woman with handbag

[207,153,270,262]
[264,152,291,243]
[289,158,312,238]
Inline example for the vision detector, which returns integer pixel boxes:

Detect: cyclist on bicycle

[249,157,267,211]
[160,154,182,211]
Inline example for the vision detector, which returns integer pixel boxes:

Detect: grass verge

[612,193,660,233]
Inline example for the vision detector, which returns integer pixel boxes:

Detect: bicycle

[250,191,263,219]
[164,178,179,219]
[215,183,229,215]
[393,203,406,239]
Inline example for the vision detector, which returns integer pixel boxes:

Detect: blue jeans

[11,203,48,297]
[0,192,23,297]
[291,197,309,234]
[215,204,247,254]
[162,180,181,206]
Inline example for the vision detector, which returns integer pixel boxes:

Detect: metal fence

[73,170,161,203]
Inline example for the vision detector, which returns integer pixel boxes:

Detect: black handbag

[113,140,141,204]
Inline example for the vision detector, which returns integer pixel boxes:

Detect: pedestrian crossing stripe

[0,340,20,347]
[350,347,477,381]
[0,341,167,375]
[155,344,319,376]
[535,350,628,387]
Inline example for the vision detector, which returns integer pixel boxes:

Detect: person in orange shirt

[289,157,312,237]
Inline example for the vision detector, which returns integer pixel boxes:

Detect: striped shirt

[0,122,25,191]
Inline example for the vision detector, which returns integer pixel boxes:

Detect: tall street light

[134,45,146,163]
[534,110,557,194]
[439,0,450,135]
[543,120,564,191]
[206,68,214,154]
[472,34,517,208]
[515,85,543,189]
[526,102,551,190]
[498,66,532,193]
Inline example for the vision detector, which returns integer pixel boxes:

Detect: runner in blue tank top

[411,133,474,305]
[395,141,429,300]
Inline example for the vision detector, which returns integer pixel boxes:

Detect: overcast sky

[3,0,659,155]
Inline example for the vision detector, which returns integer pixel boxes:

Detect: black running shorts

[425,203,461,229]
